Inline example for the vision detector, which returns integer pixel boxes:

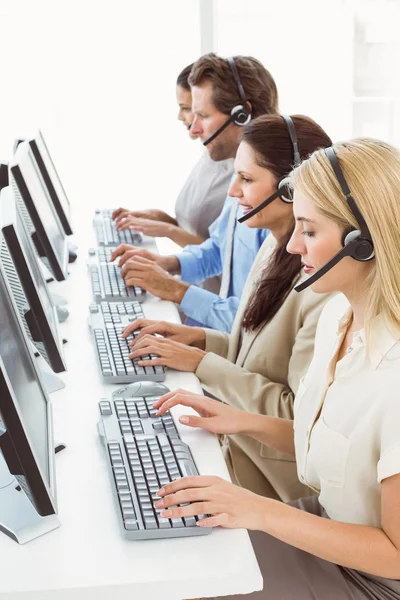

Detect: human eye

[302,230,315,237]
[241,175,252,183]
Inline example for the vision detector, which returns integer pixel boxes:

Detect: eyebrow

[296,216,317,224]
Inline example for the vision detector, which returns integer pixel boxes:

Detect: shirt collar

[335,307,400,369]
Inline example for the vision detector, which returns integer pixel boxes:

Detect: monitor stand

[28,341,66,394]
[0,453,60,544]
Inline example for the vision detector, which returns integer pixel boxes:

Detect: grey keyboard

[88,250,146,303]
[89,302,165,384]
[94,209,143,247]
[98,381,211,540]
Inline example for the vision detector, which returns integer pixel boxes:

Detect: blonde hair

[290,137,400,338]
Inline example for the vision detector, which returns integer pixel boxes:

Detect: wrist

[172,280,189,304]
[191,327,206,350]
[242,412,267,436]
[159,255,181,274]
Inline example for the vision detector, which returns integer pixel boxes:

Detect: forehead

[234,141,258,169]
[176,85,192,105]
[292,189,320,220]
[191,81,216,112]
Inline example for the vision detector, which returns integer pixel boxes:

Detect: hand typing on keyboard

[110,244,158,266]
[116,216,174,239]
[120,256,190,304]
[128,335,206,372]
[153,389,247,435]
[155,474,268,531]
[121,319,206,348]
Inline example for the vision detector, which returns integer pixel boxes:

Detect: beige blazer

[195,235,333,502]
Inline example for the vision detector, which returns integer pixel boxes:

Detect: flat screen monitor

[16,132,73,235]
[10,142,68,281]
[0,246,57,533]
[0,186,66,373]
[0,161,9,191]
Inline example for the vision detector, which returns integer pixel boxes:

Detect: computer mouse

[113,381,169,400]
[88,248,96,256]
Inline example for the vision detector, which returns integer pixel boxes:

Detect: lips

[301,262,314,274]
[239,202,254,215]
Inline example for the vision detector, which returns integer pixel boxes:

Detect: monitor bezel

[25,131,73,236]
[10,142,69,282]
[0,187,66,373]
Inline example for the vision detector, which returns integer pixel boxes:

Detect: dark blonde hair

[188,53,279,118]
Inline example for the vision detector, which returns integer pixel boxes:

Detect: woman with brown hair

[121,114,333,502]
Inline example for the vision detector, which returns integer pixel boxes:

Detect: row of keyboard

[90,211,209,542]
[98,382,211,540]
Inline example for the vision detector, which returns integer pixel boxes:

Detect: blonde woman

[153,139,400,598]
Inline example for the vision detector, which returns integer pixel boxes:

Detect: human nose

[228,176,242,199]
[286,226,305,255]
[190,115,202,136]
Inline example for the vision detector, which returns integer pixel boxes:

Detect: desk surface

[0,220,262,600]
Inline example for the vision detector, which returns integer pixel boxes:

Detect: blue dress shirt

[177,196,269,332]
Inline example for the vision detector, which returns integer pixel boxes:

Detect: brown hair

[176,63,194,91]
[188,53,279,118]
[242,115,332,331]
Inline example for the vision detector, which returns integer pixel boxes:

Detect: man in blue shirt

[112,53,279,332]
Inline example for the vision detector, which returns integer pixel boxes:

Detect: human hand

[121,319,206,348]
[120,256,189,302]
[153,389,249,434]
[111,207,133,221]
[110,244,159,266]
[128,336,206,372]
[116,216,172,237]
[155,475,269,530]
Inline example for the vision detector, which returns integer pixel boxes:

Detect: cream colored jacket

[195,235,333,501]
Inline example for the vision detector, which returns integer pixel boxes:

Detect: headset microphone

[203,57,252,147]
[295,147,374,292]
[238,115,300,224]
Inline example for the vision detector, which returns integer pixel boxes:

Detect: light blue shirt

[177,196,269,332]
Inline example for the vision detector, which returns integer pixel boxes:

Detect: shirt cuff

[378,444,400,482]
[180,285,218,324]
[177,252,203,284]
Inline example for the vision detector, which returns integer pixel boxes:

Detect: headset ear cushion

[231,105,251,126]
[278,177,293,203]
[343,229,375,261]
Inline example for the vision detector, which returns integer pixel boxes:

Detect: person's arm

[163,225,205,248]
[196,289,329,419]
[180,285,239,333]
[156,473,400,579]
[177,236,223,285]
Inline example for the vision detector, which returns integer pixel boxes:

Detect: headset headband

[282,115,301,167]
[227,56,247,109]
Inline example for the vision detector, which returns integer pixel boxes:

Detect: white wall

[215,0,354,143]
[0,0,202,221]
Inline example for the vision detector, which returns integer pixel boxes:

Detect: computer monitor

[0,244,59,543]
[10,142,69,281]
[0,186,66,373]
[16,132,73,236]
[0,161,9,191]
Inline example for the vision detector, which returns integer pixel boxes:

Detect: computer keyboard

[88,252,146,303]
[89,301,165,384]
[94,209,143,247]
[97,381,212,540]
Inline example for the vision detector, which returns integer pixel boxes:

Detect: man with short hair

[113,53,279,332]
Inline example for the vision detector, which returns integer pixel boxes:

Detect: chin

[309,278,337,295]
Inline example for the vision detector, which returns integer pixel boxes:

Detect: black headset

[295,146,375,292]
[203,56,252,147]
[238,115,300,223]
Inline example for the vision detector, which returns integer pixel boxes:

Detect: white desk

[0,221,262,599]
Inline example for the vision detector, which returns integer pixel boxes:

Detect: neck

[342,288,367,333]
[268,223,289,245]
